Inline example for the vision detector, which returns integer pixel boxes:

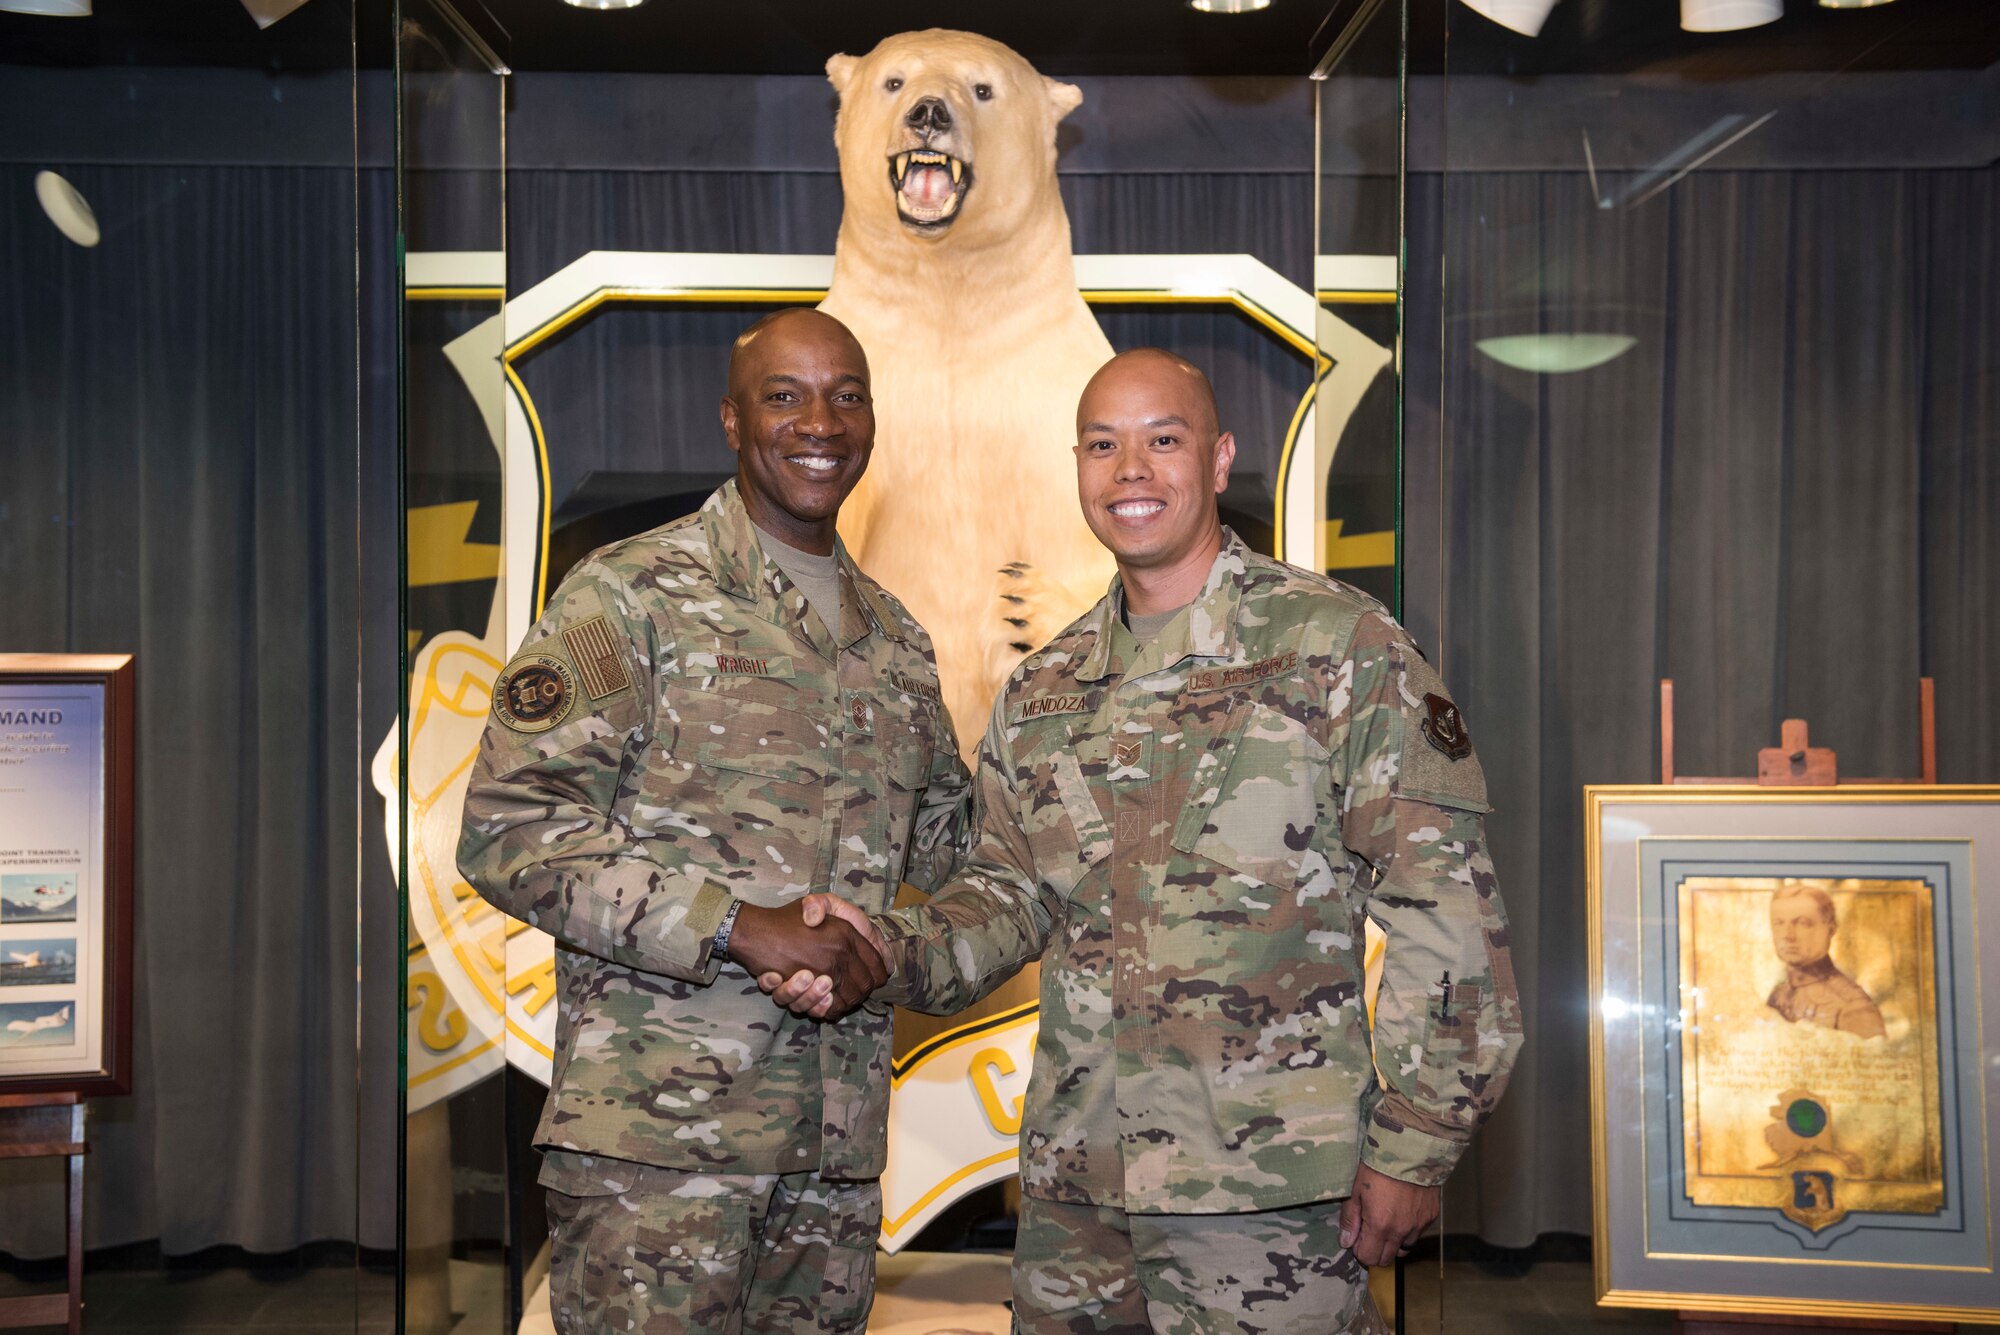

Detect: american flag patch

[562,615,631,700]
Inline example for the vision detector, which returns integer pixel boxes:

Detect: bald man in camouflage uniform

[460,310,968,1334]
[775,348,1522,1333]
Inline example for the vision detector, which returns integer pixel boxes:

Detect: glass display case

[391,1,513,1331]
[387,2,1414,1329]
[1415,0,2000,1326]
[0,1,393,1328]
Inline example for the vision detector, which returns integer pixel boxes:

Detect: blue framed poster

[0,655,134,1097]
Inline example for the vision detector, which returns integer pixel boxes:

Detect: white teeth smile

[1109,501,1166,518]
[791,456,840,473]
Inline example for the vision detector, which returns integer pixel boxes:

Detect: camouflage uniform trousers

[1012,1195,1389,1335]
[545,1163,881,1334]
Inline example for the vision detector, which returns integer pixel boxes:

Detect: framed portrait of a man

[1586,786,2000,1324]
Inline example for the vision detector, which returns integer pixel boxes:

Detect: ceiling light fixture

[1818,0,1896,8]
[34,171,101,247]
[1457,0,1560,37]
[0,0,91,14]
[563,0,645,8]
[1679,0,1781,31]
[1188,0,1272,12]
[1476,333,1636,374]
[239,0,311,27]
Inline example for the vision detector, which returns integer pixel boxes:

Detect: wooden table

[0,1093,85,1333]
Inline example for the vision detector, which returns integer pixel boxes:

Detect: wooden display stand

[1659,678,1937,787]
[1660,678,1945,1335]
[0,1094,85,1333]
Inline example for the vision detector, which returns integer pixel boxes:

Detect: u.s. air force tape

[494,652,577,734]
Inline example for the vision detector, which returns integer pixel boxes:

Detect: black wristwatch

[711,898,744,963]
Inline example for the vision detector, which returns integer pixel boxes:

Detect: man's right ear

[826,54,858,99]
[719,396,743,453]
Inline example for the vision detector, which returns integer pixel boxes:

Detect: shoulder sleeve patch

[1395,649,1490,814]
[1420,693,1472,760]
[493,651,578,734]
[491,574,646,740]
[562,614,632,701]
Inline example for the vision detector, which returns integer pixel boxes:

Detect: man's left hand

[1338,1163,1439,1267]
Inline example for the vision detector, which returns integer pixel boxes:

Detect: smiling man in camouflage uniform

[773,348,1521,1333]
[459,309,969,1334]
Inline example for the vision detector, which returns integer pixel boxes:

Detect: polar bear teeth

[890,151,972,225]
[893,150,963,182]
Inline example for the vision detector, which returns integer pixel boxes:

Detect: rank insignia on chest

[851,697,874,733]
[493,652,577,734]
[1420,692,1472,760]
[1113,740,1142,769]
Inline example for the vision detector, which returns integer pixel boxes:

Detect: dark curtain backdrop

[1406,164,2000,1246]
[0,159,403,1257]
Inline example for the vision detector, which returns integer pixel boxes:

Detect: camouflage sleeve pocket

[1423,980,1490,1084]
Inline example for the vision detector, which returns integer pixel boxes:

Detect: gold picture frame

[1586,785,2000,1325]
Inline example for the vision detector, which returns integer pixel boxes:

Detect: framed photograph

[0,654,134,1097]
[1587,785,2000,1324]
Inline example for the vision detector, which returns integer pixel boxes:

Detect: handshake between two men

[723,894,891,1021]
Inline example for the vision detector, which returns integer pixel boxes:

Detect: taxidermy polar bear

[821,29,1116,746]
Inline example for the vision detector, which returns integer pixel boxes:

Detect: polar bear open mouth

[889,150,973,229]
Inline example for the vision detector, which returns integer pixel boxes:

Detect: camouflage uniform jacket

[877,530,1521,1211]
[458,481,969,1181]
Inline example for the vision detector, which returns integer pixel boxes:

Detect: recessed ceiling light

[0,0,91,14]
[564,0,644,8]
[1188,0,1272,12]
[1818,0,1896,8]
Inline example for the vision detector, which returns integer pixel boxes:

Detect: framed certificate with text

[0,654,134,1097]
[1587,785,2000,1324]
